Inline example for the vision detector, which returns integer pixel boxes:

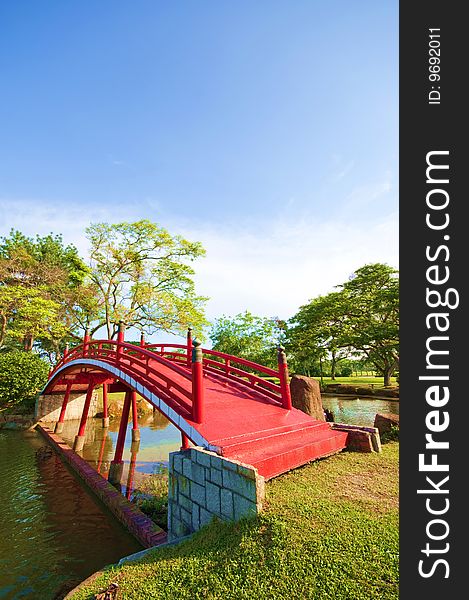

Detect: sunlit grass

[69,443,398,600]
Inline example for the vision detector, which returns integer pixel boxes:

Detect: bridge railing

[49,338,196,421]
[48,327,292,423]
[147,343,292,409]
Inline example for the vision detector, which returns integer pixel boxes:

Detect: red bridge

[43,325,348,481]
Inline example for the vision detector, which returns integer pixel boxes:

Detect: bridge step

[224,426,348,480]
[216,419,330,454]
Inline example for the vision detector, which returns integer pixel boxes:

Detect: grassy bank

[69,443,398,600]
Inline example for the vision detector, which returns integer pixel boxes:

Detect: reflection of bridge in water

[41,325,348,483]
[56,414,180,497]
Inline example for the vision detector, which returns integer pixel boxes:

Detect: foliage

[85,220,208,339]
[380,425,400,443]
[69,444,399,600]
[0,350,49,410]
[0,230,89,354]
[209,311,282,368]
[288,264,399,386]
[131,463,168,530]
[338,264,399,386]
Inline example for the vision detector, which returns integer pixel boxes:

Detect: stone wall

[35,390,99,422]
[168,447,265,540]
[36,424,166,548]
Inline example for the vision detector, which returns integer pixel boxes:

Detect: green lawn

[320,376,398,387]
[69,443,399,600]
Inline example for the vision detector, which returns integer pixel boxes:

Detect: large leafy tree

[209,311,281,368]
[288,263,399,386]
[338,263,399,386]
[85,220,208,339]
[288,292,353,380]
[0,230,89,353]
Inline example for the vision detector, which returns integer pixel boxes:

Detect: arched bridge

[42,326,348,480]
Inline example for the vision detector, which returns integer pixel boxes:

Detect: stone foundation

[332,423,382,453]
[168,447,264,541]
[35,390,99,422]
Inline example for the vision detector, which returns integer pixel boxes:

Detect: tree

[0,350,50,411]
[85,220,208,339]
[338,263,399,386]
[0,230,89,354]
[288,263,399,386]
[209,311,280,368]
[288,292,353,379]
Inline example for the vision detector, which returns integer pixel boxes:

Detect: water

[322,396,399,427]
[57,411,182,495]
[0,398,397,598]
[0,429,142,600]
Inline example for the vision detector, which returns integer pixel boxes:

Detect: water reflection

[322,396,399,427]
[0,430,141,600]
[56,410,182,497]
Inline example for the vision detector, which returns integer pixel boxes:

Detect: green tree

[86,220,208,339]
[209,311,280,367]
[288,292,353,379]
[288,263,399,386]
[338,263,399,386]
[0,350,50,411]
[0,230,89,354]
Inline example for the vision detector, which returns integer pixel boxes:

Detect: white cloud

[0,197,398,324]
[173,213,398,320]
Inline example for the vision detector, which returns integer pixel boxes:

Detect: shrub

[381,424,399,443]
[0,350,49,411]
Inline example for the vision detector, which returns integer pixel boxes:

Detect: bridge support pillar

[181,433,190,450]
[131,390,140,442]
[73,381,95,452]
[108,389,131,487]
[126,444,139,500]
[102,383,110,428]
[54,381,72,434]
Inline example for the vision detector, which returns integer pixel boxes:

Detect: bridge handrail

[147,343,280,378]
[50,340,192,382]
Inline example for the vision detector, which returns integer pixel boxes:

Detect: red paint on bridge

[44,328,347,480]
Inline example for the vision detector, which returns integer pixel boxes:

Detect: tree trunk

[330,358,336,380]
[383,365,394,387]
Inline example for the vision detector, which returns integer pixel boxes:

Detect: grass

[131,464,169,530]
[320,376,398,388]
[69,443,399,600]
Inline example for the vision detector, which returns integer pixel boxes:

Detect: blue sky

[0,1,398,337]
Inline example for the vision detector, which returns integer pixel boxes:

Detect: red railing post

[82,328,90,357]
[54,381,72,434]
[277,346,292,410]
[191,339,204,423]
[73,379,95,451]
[187,327,193,367]
[140,332,146,348]
[108,389,132,487]
[102,382,110,428]
[116,321,125,362]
